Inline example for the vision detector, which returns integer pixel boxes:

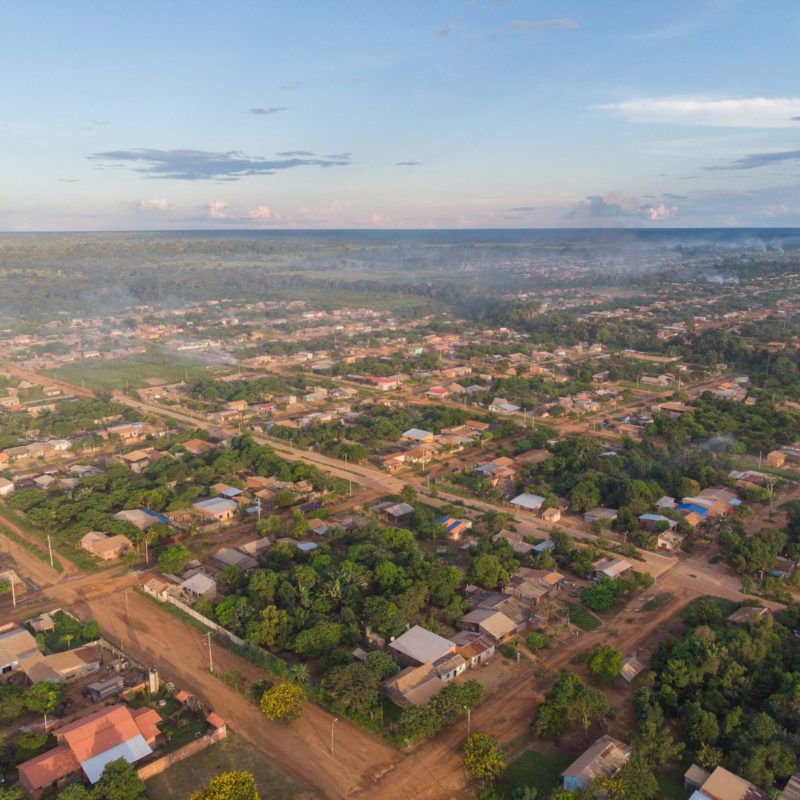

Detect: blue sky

[1,0,799,230]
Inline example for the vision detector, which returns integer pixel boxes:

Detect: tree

[599,754,659,800]
[569,480,601,513]
[24,682,62,714]
[525,631,548,651]
[533,672,609,739]
[469,554,508,590]
[93,757,146,800]
[156,544,190,575]
[464,732,506,783]
[588,645,623,685]
[0,788,25,800]
[189,771,260,800]
[246,605,291,648]
[400,485,417,504]
[259,683,305,722]
[293,621,343,657]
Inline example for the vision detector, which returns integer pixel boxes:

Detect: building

[639,513,677,532]
[726,606,770,627]
[460,608,517,642]
[79,532,133,561]
[0,625,39,676]
[179,573,217,601]
[510,493,545,513]
[17,704,163,797]
[0,477,15,497]
[388,625,456,668]
[592,558,633,581]
[562,735,632,792]
[684,764,769,800]
[616,656,644,688]
[542,507,561,523]
[401,428,435,443]
[193,497,239,522]
[86,676,125,702]
[438,516,472,540]
[584,507,618,526]
[382,663,444,707]
[121,450,151,474]
[211,547,258,572]
[657,530,685,552]
[450,631,496,669]
[112,508,168,531]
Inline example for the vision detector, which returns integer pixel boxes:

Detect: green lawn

[656,766,691,800]
[47,347,230,392]
[642,592,675,612]
[566,603,601,631]
[144,729,315,799]
[496,750,572,799]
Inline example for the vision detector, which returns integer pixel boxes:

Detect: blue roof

[221,487,243,498]
[640,513,668,522]
[533,540,556,552]
[139,507,170,525]
[677,503,709,517]
[246,505,260,514]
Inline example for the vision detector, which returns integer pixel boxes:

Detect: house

[121,450,151,473]
[211,482,243,500]
[112,508,168,531]
[489,398,521,414]
[467,590,537,633]
[584,507,618,526]
[79,532,134,561]
[86,676,125,702]
[212,547,258,572]
[592,558,632,581]
[388,625,456,668]
[0,625,39,676]
[616,656,644,688]
[371,501,414,523]
[193,497,239,522]
[179,573,217,601]
[639,513,678,532]
[181,438,217,456]
[492,529,535,556]
[382,663,444,707]
[510,493,545,513]
[542,507,561,523]
[726,606,770,627]
[438,516,473,540]
[766,450,786,468]
[424,386,450,400]
[532,540,556,556]
[43,648,101,682]
[17,703,164,797]
[433,653,466,681]
[450,631,496,668]
[684,764,769,800]
[562,735,632,792]
[364,376,398,392]
[505,567,566,601]
[780,774,800,800]
[657,530,685,552]
[0,477,15,497]
[401,428,435,443]
[460,608,517,642]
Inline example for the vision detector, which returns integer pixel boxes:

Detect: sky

[1,0,799,230]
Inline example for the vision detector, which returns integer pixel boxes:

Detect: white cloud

[247,205,278,221]
[206,201,228,219]
[137,198,168,210]
[594,96,800,129]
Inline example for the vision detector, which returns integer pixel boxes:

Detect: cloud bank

[594,96,800,128]
[87,148,351,180]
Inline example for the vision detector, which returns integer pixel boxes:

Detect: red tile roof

[17,745,80,790]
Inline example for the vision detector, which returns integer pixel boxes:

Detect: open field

[47,348,230,392]
[144,729,317,800]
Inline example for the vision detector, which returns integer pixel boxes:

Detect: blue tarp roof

[221,487,243,498]
[677,503,709,517]
[139,508,170,525]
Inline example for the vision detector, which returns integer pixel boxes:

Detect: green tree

[468,554,509,590]
[464,732,506,783]
[24,682,62,715]
[246,605,291,648]
[569,480,601,513]
[55,784,92,799]
[93,757,146,800]
[156,544,190,575]
[588,645,623,685]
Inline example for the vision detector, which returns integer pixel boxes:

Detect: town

[2,229,800,800]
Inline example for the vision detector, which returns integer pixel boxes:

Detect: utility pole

[331,717,338,755]
[206,632,214,673]
[144,538,149,565]
[124,590,129,621]
[464,706,471,738]
[11,576,16,608]
[46,536,54,568]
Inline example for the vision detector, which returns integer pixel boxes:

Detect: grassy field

[144,729,316,799]
[48,347,230,392]
[496,750,572,798]
[566,602,601,631]
[642,591,676,612]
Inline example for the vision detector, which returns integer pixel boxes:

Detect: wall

[136,725,227,781]
[165,596,245,647]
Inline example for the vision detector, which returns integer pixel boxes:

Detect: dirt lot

[144,729,316,799]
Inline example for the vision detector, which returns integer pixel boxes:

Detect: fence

[165,595,246,647]
[136,724,227,781]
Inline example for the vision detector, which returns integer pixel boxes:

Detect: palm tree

[289,664,309,685]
